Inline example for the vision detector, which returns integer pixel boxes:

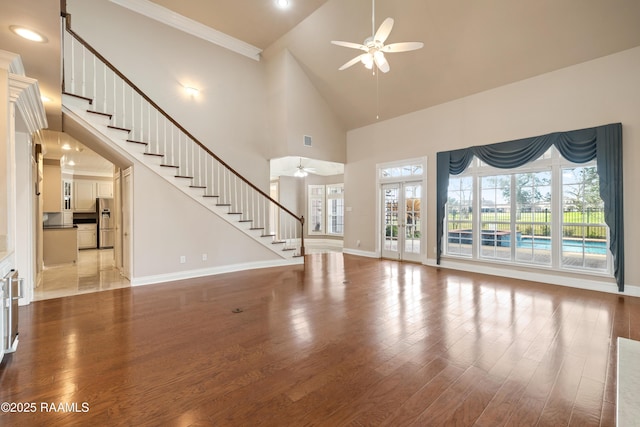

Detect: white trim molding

[425,257,640,297]
[342,248,379,258]
[131,258,303,287]
[109,0,262,61]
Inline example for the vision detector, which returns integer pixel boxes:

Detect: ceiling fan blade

[374,17,394,44]
[374,51,390,73]
[331,40,368,51]
[339,54,368,71]
[382,41,424,53]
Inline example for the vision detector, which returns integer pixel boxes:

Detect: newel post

[299,216,305,256]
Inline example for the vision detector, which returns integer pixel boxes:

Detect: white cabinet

[96,181,113,198]
[63,212,73,226]
[63,179,72,211]
[73,180,96,212]
[77,223,97,249]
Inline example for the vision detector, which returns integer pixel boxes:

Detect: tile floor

[35,248,130,300]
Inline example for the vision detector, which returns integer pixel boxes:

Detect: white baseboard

[305,238,344,249]
[131,257,303,287]
[425,257,640,297]
[342,248,379,258]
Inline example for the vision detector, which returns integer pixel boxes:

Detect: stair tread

[107,125,131,133]
[127,139,149,146]
[250,227,265,230]
[189,185,206,189]
[216,204,231,206]
[239,220,253,223]
[160,164,179,168]
[63,91,93,104]
[228,212,242,215]
[144,153,164,157]
[87,110,112,118]
[202,195,220,198]
[175,175,194,179]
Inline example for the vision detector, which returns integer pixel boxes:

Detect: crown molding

[0,50,25,75]
[9,74,48,133]
[109,0,262,61]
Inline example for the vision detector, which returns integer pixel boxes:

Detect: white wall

[266,49,346,163]
[345,46,640,288]
[132,165,281,281]
[67,0,272,190]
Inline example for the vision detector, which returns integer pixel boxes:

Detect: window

[380,163,423,179]
[446,176,473,256]
[308,185,325,234]
[561,166,606,270]
[308,184,344,236]
[444,147,609,274]
[326,184,344,235]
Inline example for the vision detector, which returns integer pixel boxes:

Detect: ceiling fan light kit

[331,0,423,73]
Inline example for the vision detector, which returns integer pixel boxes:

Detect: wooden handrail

[60,11,303,225]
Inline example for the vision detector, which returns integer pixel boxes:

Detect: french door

[381,181,422,262]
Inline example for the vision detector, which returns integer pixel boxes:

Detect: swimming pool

[519,237,607,255]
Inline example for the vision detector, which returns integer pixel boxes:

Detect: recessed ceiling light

[62,144,71,151]
[276,0,290,9]
[9,25,48,43]
[67,160,76,166]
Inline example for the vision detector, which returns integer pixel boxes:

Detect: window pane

[562,166,606,270]
[327,197,344,235]
[515,171,551,265]
[480,175,511,260]
[446,176,473,256]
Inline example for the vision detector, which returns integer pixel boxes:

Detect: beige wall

[68,0,272,191]
[266,49,346,163]
[132,165,281,278]
[345,46,640,287]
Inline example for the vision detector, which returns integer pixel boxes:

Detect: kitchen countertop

[43,225,78,229]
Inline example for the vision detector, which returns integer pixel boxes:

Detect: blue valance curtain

[436,123,624,291]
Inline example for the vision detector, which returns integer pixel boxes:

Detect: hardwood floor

[1,253,636,426]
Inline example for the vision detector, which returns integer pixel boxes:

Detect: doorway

[381,181,423,262]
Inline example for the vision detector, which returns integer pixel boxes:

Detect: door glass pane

[404,184,421,255]
[383,187,399,252]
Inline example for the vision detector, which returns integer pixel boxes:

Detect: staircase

[61,15,305,261]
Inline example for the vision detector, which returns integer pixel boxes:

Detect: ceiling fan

[331,0,424,73]
[293,158,315,177]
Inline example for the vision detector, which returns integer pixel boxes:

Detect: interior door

[121,168,132,280]
[381,181,422,262]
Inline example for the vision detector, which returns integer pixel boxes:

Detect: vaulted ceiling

[3,0,640,132]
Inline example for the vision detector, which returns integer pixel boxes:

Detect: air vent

[303,135,312,147]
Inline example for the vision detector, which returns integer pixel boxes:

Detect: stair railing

[60,12,305,256]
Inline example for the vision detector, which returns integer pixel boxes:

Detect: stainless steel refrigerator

[98,198,114,248]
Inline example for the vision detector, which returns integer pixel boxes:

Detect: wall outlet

[180,255,186,264]
[356,239,361,247]
[202,253,207,261]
